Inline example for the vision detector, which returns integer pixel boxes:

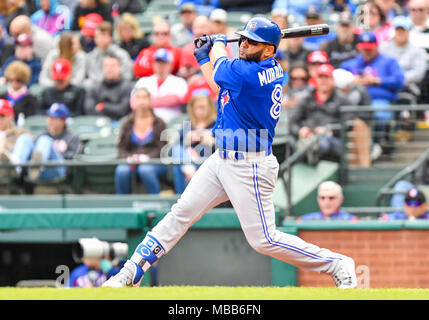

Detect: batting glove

[194,34,212,66]
[210,33,227,46]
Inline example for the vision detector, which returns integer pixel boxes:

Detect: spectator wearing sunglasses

[381,187,429,220]
[134,20,182,79]
[298,181,358,221]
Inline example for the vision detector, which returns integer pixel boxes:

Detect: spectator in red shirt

[177,15,211,81]
[134,20,182,79]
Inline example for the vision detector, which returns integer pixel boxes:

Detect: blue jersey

[212,56,284,153]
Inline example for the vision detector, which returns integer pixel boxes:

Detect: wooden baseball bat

[226,23,330,43]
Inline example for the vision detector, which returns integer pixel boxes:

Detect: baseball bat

[226,23,330,43]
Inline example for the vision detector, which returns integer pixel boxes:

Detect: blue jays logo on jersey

[220,91,230,111]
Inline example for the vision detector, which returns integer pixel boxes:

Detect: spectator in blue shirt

[298,181,358,221]
[381,187,429,220]
[302,8,337,51]
[340,31,405,160]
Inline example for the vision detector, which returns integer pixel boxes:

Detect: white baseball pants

[150,150,344,274]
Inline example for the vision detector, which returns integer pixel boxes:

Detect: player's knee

[247,237,272,255]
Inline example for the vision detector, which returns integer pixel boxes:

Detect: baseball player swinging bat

[103,17,357,290]
[195,23,330,48]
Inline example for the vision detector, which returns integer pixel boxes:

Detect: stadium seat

[23,115,48,137]
[67,115,113,142]
[74,136,119,193]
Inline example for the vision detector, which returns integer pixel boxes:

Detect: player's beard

[240,48,264,62]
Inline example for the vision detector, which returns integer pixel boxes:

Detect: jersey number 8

[270,84,283,120]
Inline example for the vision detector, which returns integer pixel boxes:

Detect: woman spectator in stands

[30,0,72,36]
[0,61,37,122]
[39,31,87,87]
[359,0,392,45]
[72,0,112,31]
[283,62,310,110]
[172,88,216,194]
[116,13,150,61]
[115,87,168,195]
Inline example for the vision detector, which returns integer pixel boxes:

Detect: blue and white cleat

[102,260,144,288]
[331,256,357,289]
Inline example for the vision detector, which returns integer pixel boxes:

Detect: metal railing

[375,146,429,206]
[278,124,341,217]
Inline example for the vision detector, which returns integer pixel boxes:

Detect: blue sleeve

[213,57,244,91]
[379,58,405,91]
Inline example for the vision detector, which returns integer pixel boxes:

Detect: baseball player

[103,17,357,289]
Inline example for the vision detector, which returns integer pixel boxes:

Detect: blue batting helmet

[235,16,282,49]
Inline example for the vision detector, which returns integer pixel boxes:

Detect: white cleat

[102,260,144,288]
[331,257,357,289]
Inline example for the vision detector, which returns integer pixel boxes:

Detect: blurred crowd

[1,0,429,198]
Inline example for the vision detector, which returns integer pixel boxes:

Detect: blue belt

[218,149,271,160]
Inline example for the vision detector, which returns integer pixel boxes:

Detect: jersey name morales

[258,64,283,86]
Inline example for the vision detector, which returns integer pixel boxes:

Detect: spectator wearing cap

[72,0,112,32]
[39,31,87,87]
[306,50,329,88]
[171,2,198,48]
[379,16,427,104]
[0,98,33,179]
[290,63,352,164]
[30,0,72,36]
[84,21,133,89]
[9,15,54,64]
[134,48,188,123]
[298,181,358,221]
[382,186,429,220]
[177,15,211,81]
[84,52,133,121]
[302,7,337,51]
[320,11,360,68]
[116,13,150,60]
[134,20,182,78]
[0,61,37,122]
[39,58,86,116]
[340,30,404,159]
[209,9,238,58]
[78,12,103,53]
[27,102,82,182]
[0,33,41,87]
